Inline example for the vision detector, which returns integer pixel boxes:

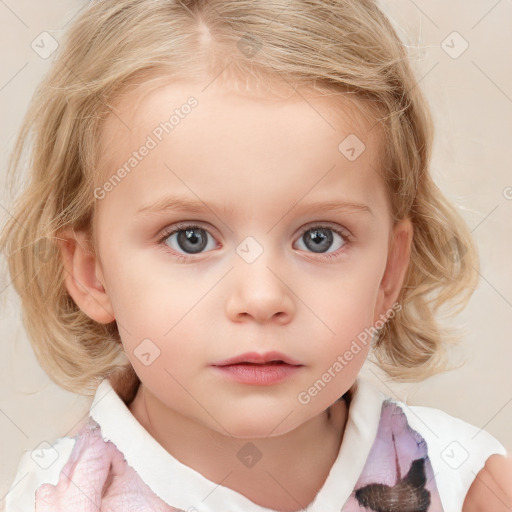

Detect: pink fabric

[34,400,444,511]
[34,419,183,512]
[343,400,444,511]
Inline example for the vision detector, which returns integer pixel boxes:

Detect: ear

[57,228,115,324]
[373,218,413,323]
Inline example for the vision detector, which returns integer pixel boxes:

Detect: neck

[128,385,349,511]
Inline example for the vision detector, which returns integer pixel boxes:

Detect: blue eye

[294,226,347,255]
[159,224,217,258]
[157,223,351,262]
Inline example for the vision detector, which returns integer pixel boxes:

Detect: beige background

[0,0,511,508]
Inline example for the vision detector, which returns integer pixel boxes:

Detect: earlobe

[57,228,115,324]
[374,218,413,323]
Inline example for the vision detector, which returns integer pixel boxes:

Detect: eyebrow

[136,195,374,218]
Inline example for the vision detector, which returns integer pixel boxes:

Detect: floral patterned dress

[6,377,506,512]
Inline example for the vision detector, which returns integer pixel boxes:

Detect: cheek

[103,245,178,316]
[300,264,383,385]
[304,267,383,336]
[104,259,212,358]
[109,275,204,395]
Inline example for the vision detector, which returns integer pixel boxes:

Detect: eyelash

[156,222,353,262]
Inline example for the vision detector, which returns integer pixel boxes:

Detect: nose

[225,250,295,325]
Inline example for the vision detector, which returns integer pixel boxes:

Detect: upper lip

[212,351,302,366]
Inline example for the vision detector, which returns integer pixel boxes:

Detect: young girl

[1,0,511,511]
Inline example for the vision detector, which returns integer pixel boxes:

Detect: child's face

[73,79,411,437]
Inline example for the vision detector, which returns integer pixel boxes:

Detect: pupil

[305,228,332,253]
[186,229,199,243]
[177,228,207,253]
[312,230,324,244]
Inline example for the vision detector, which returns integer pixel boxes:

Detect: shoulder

[5,435,76,512]
[5,416,121,512]
[462,453,512,511]
[386,397,507,510]
[4,379,132,512]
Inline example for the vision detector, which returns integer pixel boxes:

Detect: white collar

[90,376,385,512]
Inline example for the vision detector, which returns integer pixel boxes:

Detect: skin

[462,453,512,511]
[59,77,427,510]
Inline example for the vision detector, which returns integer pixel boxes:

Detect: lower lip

[212,363,302,385]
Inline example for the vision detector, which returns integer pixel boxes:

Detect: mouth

[225,361,288,366]
[212,351,302,367]
[211,356,303,386]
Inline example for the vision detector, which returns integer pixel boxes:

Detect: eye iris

[177,228,207,254]
[304,228,333,253]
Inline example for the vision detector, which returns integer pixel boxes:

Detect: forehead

[93,77,389,224]
[97,76,382,172]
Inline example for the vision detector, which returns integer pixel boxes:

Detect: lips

[212,351,302,367]
[211,351,303,386]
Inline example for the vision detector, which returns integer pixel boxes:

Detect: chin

[224,415,299,439]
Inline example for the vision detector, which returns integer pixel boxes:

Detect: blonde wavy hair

[1,0,478,400]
